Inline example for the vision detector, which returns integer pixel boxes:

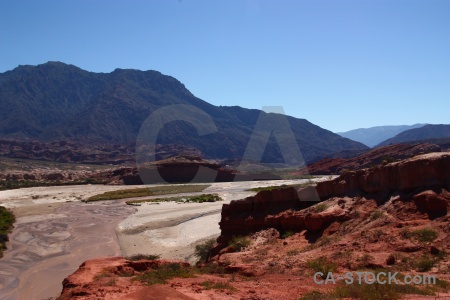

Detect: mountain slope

[337,124,426,147]
[0,62,368,163]
[376,124,450,147]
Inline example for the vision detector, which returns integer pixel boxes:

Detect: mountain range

[0,62,368,164]
[337,124,426,147]
[376,124,450,147]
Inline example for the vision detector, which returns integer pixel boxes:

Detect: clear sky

[0,0,449,132]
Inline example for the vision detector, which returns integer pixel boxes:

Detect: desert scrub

[85,184,210,202]
[415,255,435,272]
[313,203,328,213]
[413,229,438,243]
[401,228,438,243]
[126,254,160,261]
[306,257,337,278]
[281,230,295,239]
[194,238,216,262]
[287,249,300,256]
[127,193,222,205]
[369,210,384,220]
[229,236,251,252]
[0,206,15,258]
[134,263,194,285]
[358,253,374,268]
[201,280,237,291]
[333,279,432,300]
[299,291,335,300]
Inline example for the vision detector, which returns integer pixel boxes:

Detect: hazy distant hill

[376,124,450,147]
[0,62,368,163]
[337,124,426,147]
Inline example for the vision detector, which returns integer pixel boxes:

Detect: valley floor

[0,179,321,300]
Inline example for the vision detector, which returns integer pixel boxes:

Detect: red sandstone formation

[214,152,450,253]
[303,143,441,175]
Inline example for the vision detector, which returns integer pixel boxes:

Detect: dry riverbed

[0,179,326,299]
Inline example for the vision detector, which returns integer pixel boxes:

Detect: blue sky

[0,0,448,132]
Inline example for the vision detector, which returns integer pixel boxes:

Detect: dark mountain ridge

[376,124,450,147]
[0,62,368,164]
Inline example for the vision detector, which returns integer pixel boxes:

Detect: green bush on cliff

[194,238,216,262]
[229,236,251,252]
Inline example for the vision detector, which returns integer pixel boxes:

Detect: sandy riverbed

[0,179,325,299]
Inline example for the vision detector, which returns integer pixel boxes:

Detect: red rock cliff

[215,152,450,252]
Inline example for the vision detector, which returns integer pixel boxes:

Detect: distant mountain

[376,124,450,147]
[0,62,368,164]
[337,124,426,147]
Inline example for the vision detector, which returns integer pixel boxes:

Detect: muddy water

[0,201,135,300]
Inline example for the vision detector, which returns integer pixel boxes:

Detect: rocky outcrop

[303,143,441,175]
[214,152,450,255]
[57,257,191,300]
[315,152,450,198]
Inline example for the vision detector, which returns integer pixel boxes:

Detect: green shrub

[313,203,328,213]
[194,239,216,262]
[135,263,194,285]
[0,206,15,258]
[306,257,337,278]
[281,231,295,239]
[229,236,251,252]
[334,280,430,300]
[126,254,160,261]
[359,253,374,267]
[400,228,438,243]
[201,280,236,291]
[416,256,435,272]
[369,210,384,220]
[127,193,222,205]
[413,229,438,243]
[87,185,210,202]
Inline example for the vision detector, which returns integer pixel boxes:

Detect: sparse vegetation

[400,228,438,243]
[287,249,300,256]
[126,193,221,205]
[413,229,438,243]
[134,263,194,285]
[358,253,374,267]
[85,184,210,202]
[0,206,15,257]
[333,279,431,300]
[313,203,328,213]
[369,210,384,220]
[229,236,251,252]
[301,274,450,300]
[126,254,160,261]
[194,239,216,262]
[201,280,237,291]
[281,231,295,239]
[416,255,435,272]
[306,257,337,278]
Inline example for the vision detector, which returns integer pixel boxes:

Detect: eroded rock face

[214,152,450,255]
[304,143,442,175]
